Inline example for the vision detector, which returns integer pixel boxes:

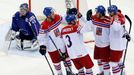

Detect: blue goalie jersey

[11,11,40,38]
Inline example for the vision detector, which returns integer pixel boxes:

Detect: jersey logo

[54,28,60,37]
[96,27,102,36]
[25,18,29,22]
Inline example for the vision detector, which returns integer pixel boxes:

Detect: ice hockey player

[107,5,129,75]
[9,3,40,50]
[38,7,73,75]
[86,5,111,75]
[61,14,94,75]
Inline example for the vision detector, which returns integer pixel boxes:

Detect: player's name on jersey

[62,28,73,33]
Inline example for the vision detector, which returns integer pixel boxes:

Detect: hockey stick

[76,0,80,25]
[49,36,76,75]
[44,55,55,75]
[28,22,56,74]
[123,31,134,43]
[65,0,72,9]
[8,40,12,50]
[121,15,132,75]
[6,28,16,50]
[122,16,134,44]
[109,0,112,6]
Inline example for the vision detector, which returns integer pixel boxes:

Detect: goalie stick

[6,28,12,50]
[65,0,72,9]
[5,28,16,50]
[8,40,12,50]
[8,39,12,50]
[121,15,132,75]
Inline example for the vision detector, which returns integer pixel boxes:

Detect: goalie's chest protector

[61,25,88,59]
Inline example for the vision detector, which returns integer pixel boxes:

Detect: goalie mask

[20,3,29,16]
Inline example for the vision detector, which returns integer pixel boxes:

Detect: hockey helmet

[108,5,118,13]
[43,7,54,17]
[65,14,76,23]
[96,5,106,14]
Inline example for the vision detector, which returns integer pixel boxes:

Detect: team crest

[96,27,102,36]
[54,28,60,37]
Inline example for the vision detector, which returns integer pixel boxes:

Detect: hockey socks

[63,58,72,72]
[97,60,104,74]
[86,68,93,75]
[78,68,85,75]
[103,62,110,75]
[77,68,93,75]
[110,62,121,75]
[54,63,63,75]
[119,62,126,75]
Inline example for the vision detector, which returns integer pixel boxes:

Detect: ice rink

[0,0,134,75]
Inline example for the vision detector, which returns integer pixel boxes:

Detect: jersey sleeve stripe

[92,20,111,28]
[47,17,62,31]
[47,16,62,31]
[42,16,63,33]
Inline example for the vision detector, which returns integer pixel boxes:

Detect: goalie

[7,3,40,50]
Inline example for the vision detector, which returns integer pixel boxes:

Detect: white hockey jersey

[86,15,112,47]
[109,13,127,51]
[38,14,65,52]
[61,24,89,59]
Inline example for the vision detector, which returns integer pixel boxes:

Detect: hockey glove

[123,33,131,41]
[39,45,47,55]
[126,34,131,41]
[86,9,92,21]
[60,53,67,61]
[68,8,78,15]
[77,12,82,19]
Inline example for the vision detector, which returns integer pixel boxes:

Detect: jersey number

[66,35,72,48]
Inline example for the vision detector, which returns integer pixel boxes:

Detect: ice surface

[0,0,134,75]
